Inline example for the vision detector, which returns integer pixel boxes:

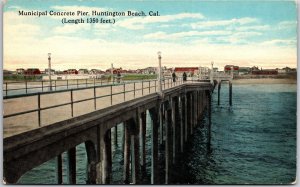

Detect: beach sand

[232,78,296,84]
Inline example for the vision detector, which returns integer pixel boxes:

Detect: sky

[3,0,298,71]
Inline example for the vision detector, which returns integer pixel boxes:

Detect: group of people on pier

[172,71,187,82]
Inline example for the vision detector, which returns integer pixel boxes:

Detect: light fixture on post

[157,51,163,96]
[210,61,214,84]
[48,53,52,91]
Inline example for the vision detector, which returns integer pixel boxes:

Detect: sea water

[17,83,296,184]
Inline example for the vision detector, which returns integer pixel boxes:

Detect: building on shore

[25,68,41,75]
[238,67,251,75]
[224,65,239,75]
[89,69,105,75]
[251,69,278,75]
[141,67,156,74]
[44,69,55,75]
[78,69,89,75]
[174,67,199,76]
[3,70,14,75]
[16,68,25,75]
[199,67,210,75]
[105,68,123,74]
[63,69,78,74]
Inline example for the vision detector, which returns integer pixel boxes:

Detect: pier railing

[3,77,198,137]
[3,77,153,96]
[3,76,209,96]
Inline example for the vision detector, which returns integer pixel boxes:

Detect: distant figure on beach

[183,72,187,82]
[117,71,121,83]
[172,71,177,82]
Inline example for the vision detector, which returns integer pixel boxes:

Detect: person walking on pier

[172,71,177,82]
[183,72,187,82]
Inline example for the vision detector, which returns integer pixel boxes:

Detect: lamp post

[48,53,52,91]
[210,61,214,84]
[157,51,163,96]
[111,63,114,83]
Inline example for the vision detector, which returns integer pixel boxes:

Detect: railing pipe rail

[4,77,189,130]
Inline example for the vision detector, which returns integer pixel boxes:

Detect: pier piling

[171,99,176,164]
[103,130,112,184]
[184,94,188,142]
[180,96,184,152]
[131,133,140,184]
[67,147,76,184]
[165,108,171,184]
[229,81,232,106]
[55,155,63,184]
[218,82,221,105]
[114,126,118,147]
[123,122,131,184]
[139,111,147,173]
[149,107,159,184]
[207,91,212,153]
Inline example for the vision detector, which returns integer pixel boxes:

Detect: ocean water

[172,83,296,184]
[17,83,296,184]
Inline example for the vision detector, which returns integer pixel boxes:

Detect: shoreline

[232,78,296,84]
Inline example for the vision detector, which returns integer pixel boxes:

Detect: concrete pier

[3,82,213,184]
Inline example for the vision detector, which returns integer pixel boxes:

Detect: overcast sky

[4,0,297,71]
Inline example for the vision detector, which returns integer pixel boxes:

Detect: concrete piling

[131,133,140,184]
[218,82,221,106]
[165,108,171,184]
[139,111,147,173]
[171,99,176,164]
[207,91,212,152]
[67,147,76,184]
[55,155,63,184]
[184,94,188,142]
[160,104,164,145]
[180,96,184,152]
[149,107,159,184]
[103,130,112,184]
[114,126,118,147]
[123,122,131,184]
[229,81,232,107]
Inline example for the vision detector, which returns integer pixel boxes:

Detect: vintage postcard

[2,0,297,184]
